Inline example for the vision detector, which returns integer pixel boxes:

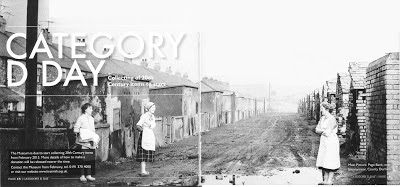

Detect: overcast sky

[3,0,400,110]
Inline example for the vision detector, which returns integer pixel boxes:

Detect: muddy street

[201,112,319,176]
[201,112,366,185]
[51,134,200,187]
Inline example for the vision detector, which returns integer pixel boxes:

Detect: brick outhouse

[336,72,352,131]
[348,62,369,158]
[365,52,400,184]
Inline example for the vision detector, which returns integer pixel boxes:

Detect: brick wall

[365,52,400,184]
[348,89,367,158]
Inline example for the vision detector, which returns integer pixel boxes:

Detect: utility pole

[25,0,38,149]
[268,82,271,111]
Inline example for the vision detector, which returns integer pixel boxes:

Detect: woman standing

[136,102,156,176]
[74,103,98,183]
[315,102,340,185]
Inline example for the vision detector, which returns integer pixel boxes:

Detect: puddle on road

[202,167,322,185]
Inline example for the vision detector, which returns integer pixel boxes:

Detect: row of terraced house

[297,52,400,184]
[0,26,268,176]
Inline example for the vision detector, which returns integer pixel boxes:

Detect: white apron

[142,127,156,151]
[137,112,156,151]
[316,116,340,170]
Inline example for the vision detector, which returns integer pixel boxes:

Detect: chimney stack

[103,48,111,59]
[166,67,172,74]
[0,15,6,33]
[124,53,133,64]
[75,37,87,54]
[41,28,52,44]
[154,62,161,72]
[140,58,149,68]
[174,72,181,77]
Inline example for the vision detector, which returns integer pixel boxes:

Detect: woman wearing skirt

[136,102,156,176]
[74,103,99,183]
[315,102,340,185]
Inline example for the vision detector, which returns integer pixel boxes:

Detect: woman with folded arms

[315,102,340,185]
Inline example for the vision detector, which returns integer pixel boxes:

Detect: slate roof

[200,78,230,93]
[0,31,93,72]
[81,52,151,79]
[326,79,337,94]
[337,72,351,94]
[201,82,218,93]
[1,31,198,89]
[0,87,24,102]
[368,52,399,71]
[348,62,368,90]
[144,68,198,89]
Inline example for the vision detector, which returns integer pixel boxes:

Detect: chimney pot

[76,37,87,53]
[140,58,149,68]
[174,72,181,77]
[0,15,7,33]
[103,48,111,58]
[41,28,52,44]
[154,62,161,72]
[166,67,172,74]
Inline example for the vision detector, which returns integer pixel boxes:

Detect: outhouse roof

[348,62,368,90]
[337,72,351,93]
[326,79,337,94]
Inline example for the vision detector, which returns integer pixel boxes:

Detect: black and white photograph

[1,0,400,186]
[1,0,200,186]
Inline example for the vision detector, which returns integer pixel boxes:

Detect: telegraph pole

[25,0,38,149]
[268,82,271,111]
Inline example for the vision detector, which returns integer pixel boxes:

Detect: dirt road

[201,113,318,176]
[201,112,365,185]
[27,133,200,186]
[5,112,372,186]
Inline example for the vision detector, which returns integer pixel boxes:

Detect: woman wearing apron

[315,102,340,185]
[136,102,156,176]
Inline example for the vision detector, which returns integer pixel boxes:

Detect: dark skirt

[136,132,155,162]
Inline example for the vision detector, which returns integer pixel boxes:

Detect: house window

[37,67,42,92]
[62,69,67,79]
[37,90,42,107]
